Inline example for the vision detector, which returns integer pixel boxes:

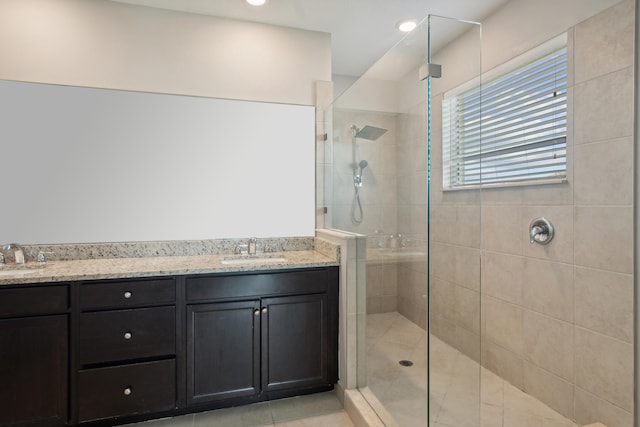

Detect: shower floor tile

[366,312,580,427]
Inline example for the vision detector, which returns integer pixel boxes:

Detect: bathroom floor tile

[122,391,346,427]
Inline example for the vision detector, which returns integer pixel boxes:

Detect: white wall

[0,0,332,243]
[0,0,331,105]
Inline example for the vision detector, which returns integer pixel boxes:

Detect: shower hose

[351,186,363,225]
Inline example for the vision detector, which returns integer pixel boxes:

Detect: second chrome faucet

[1,243,25,265]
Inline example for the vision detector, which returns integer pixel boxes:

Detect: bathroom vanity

[0,250,339,426]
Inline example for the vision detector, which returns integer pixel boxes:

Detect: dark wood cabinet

[78,359,175,422]
[1,265,338,426]
[185,267,338,407]
[186,300,261,405]
[262,293,328,393]
[76,277,177,423]
[0,285,69,427]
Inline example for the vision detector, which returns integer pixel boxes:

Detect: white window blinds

[442,47,567,189]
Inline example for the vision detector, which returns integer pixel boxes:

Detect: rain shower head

[358,160,368,169]
[354,125,387,141]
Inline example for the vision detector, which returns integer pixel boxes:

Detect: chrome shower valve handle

[529,217,554,245]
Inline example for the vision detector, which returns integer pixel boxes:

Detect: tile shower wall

[330,111,400,314]
[429,1,634,426]
[396,107,429,329]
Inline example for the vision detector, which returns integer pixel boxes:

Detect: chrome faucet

[3,243,25,264]
[248,237,257,256]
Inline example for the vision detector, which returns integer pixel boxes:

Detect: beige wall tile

[481,187,524,205]
[574,67,633,144]
[523,361,574,420]
[453,285,481,335]
[431,242,480,291]
[575,327,633,411]
[574,0,635,84]
[574,387,634,427]
[429,277,454,321]
[574,137,633,205]
[382,263,398,296]
[574,206,633,274]
[481,340,524,390]
[522,206,574,264]
[481,251,525,305]
[432,204,481,248]
[523,258,574,322]
[482,296,524,355]
[482,205,523,255]
[523,311,574,381]
[575,267,633,343]
[521,181,574,206]
[366,264,383,297]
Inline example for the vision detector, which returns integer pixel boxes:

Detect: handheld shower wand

[351,159,369,225]
[354,160,368,187]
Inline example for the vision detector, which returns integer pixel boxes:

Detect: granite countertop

[0,250,338,286]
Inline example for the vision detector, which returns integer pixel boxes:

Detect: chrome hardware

[123,387,132,396]
[261,307,268,315]
[254,309,260,317]
[248,237,257,256]
[419,63,442,80]
[124,332,132,340]
[124,291,132,299]
[2,243,25,264]
[0,252,4,265]
[35,251,52,264]
[529,217,554,245]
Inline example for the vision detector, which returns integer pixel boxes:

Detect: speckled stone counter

[0,237,339,286]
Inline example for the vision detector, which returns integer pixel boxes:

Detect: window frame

[441,34,569,191]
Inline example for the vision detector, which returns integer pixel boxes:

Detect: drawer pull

[254,309,260,317]
[123,386,132,396]
[124,291,132,299]
[124,331,132,340]
[261,307,268,315]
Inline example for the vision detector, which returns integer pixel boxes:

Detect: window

[442,42,568,189]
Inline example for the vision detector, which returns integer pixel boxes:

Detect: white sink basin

[221,255,287,265]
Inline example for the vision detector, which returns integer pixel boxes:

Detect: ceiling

[112,0,510,78]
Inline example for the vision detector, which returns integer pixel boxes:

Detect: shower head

[358,160,368,170]
[354,125,388,141]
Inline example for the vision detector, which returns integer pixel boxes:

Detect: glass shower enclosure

[325,1,635,426]
[325,15,482,426]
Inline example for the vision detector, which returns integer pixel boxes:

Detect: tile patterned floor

[123,391,353,427]
[366,312,581,427]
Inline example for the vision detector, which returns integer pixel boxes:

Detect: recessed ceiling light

[246,0,267,5]
[396,19,417,33]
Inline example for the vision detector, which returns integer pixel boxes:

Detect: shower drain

[398,360,414,367]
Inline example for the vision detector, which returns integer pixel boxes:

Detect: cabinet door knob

[123,387,132,396]
[124,291,132,299]
[254,309,260,317]
[261,307,268,315]
[124,331,132,340]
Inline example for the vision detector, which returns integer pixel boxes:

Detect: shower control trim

[529,217,554,245]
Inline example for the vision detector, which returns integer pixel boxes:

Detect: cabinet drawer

[80,278,175,310]
[186,269,329,302]
[0,285,68,316]
[78,359,176,422]
[79,306,175,365]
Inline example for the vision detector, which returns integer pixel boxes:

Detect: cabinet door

[261,294,328,393]
[0,315,68,426]
[186,300,260,405]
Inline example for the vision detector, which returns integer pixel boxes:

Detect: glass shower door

[427,15,483,427]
